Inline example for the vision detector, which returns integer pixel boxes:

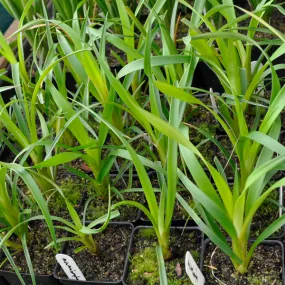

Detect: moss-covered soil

[46,175,87,219]
[83,176,142,222]
[126,227,202,285]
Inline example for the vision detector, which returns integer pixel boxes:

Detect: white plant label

[56,254,86,281]
[185,251,205,285]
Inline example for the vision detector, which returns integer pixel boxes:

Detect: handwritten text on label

[185,251,205,285]
[56,254,86,281]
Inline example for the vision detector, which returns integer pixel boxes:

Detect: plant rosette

[123,226,203,285]
[200,238,285,285]
[54,222,133,285]
[211,182,284,240]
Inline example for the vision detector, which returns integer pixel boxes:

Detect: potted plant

[0,164,59,285]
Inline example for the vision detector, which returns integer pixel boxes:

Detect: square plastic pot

[0,271,59,285]
[200,238,285,284]
[122,225,204,285]
[53,222,134,285]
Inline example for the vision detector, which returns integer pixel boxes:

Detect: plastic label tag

[185,251,205,285]
[56,254,86,281]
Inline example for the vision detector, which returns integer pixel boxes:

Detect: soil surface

[57,223,132,282]
[0,223,58,275]
[203,241,283,284]
[126,227,202,285]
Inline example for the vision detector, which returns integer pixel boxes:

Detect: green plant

[173,0,285,184]
[110,83,285,274]
[10,0,201,172]
[0,163,58,285]
[84,0,285,270]
[45,87,178,260]
[0,5,128,199]
[46,184,120,255]
[0,3,83,193]
[143,65,285,275]
[9,1,178,198]
[0,78,83,194]
[125,1,285,274]
[51,0,204,260]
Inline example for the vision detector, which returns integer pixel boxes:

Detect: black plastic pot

[0,271,59,285]
[200,238,285,284]
[53,222,134,285]
[0,275,9,285]
[0,222,61,285]
[123,225,203,285]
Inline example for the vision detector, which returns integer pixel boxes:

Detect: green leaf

[156,246,168,285]
[33,152,83,168]
[118,56,192,78]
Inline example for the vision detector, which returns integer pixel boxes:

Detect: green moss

[86,201,108,220]
[189,122,218,145]
[129,246,159,284]
[48,177,91,213]
[236,273,281,285]
[128,229,200,285]
[137,228,157,239]
[128,245,196,285]
[188,248,199,262]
